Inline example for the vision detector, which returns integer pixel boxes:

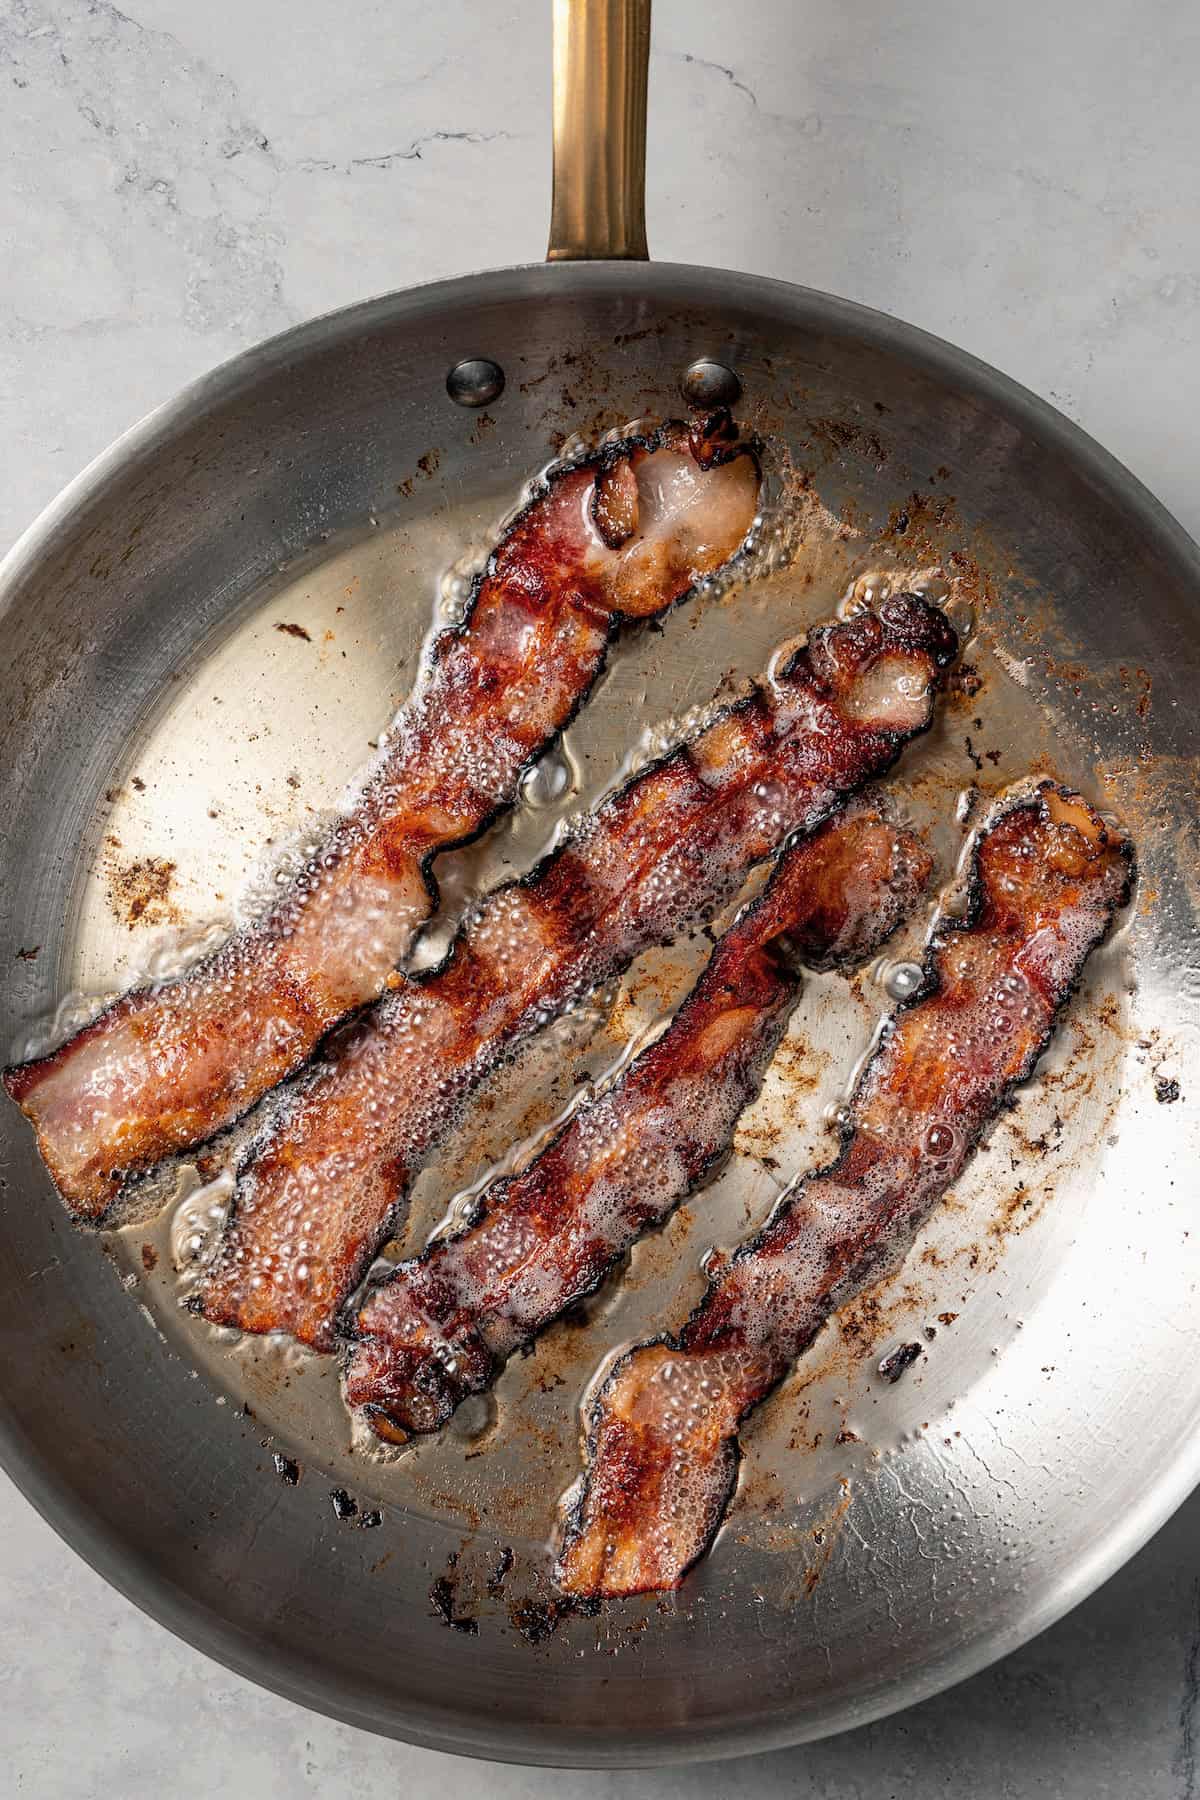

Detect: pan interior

[0,264,1196,1763]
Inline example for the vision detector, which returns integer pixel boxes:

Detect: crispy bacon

[4,418,761,1219]
[199,596,958,1351]
[556,783,1134,1597]
[344,802,931,1438]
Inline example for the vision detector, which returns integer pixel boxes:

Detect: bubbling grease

[170,1170,235,1272]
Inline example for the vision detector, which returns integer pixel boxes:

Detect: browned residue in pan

[804,415,890,468]
[733,1473,855,1579]
[106,855,180,929]
[800,1478,854,1594]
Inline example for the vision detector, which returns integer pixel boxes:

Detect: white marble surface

[1,0,1198,1791]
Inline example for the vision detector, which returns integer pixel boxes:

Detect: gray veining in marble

[2,0,1198,1792]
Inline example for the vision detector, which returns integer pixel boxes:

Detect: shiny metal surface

[681,357,743,409]
[445,356,507,408]
[548,0,651,261]
[0,260,1197,1766]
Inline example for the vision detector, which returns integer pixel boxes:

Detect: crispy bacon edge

[4,413,761,1220]
[196,596,960,1351]
[342,802,932,1439]
[555,782,1135,1598]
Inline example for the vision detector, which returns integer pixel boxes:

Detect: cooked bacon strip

[4,417,761,1219]
[556,783,1134,1597]
[344,802,931,1438]
[199,596,958,1350]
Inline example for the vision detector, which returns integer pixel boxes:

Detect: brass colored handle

[547,0,651,262]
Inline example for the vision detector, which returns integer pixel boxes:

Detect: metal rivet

[446,357,505,408]
[681,358,742,409]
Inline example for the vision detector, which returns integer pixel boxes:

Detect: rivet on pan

[446,357,505,408]
[681,359,742,410]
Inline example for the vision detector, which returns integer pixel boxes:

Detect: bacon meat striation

[344,802,932,1438]
[199,596,958,1350]
[556,783,1134,1597]
[4,417,761,1219]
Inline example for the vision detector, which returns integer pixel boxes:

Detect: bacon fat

[199,596,958,1350]
[344,802,932,1438]
[556,783,1134,1597]
[4,418,761,1218]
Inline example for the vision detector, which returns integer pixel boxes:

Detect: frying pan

[1,0,1197,1769]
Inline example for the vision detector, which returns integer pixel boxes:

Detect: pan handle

[547,0,651,261]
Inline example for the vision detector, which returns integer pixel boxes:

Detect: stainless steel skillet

[0,0,1197,1768]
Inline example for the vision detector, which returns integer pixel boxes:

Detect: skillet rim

[1,255,1198,1767]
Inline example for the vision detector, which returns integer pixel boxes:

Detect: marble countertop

[2,0,1197,1791]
